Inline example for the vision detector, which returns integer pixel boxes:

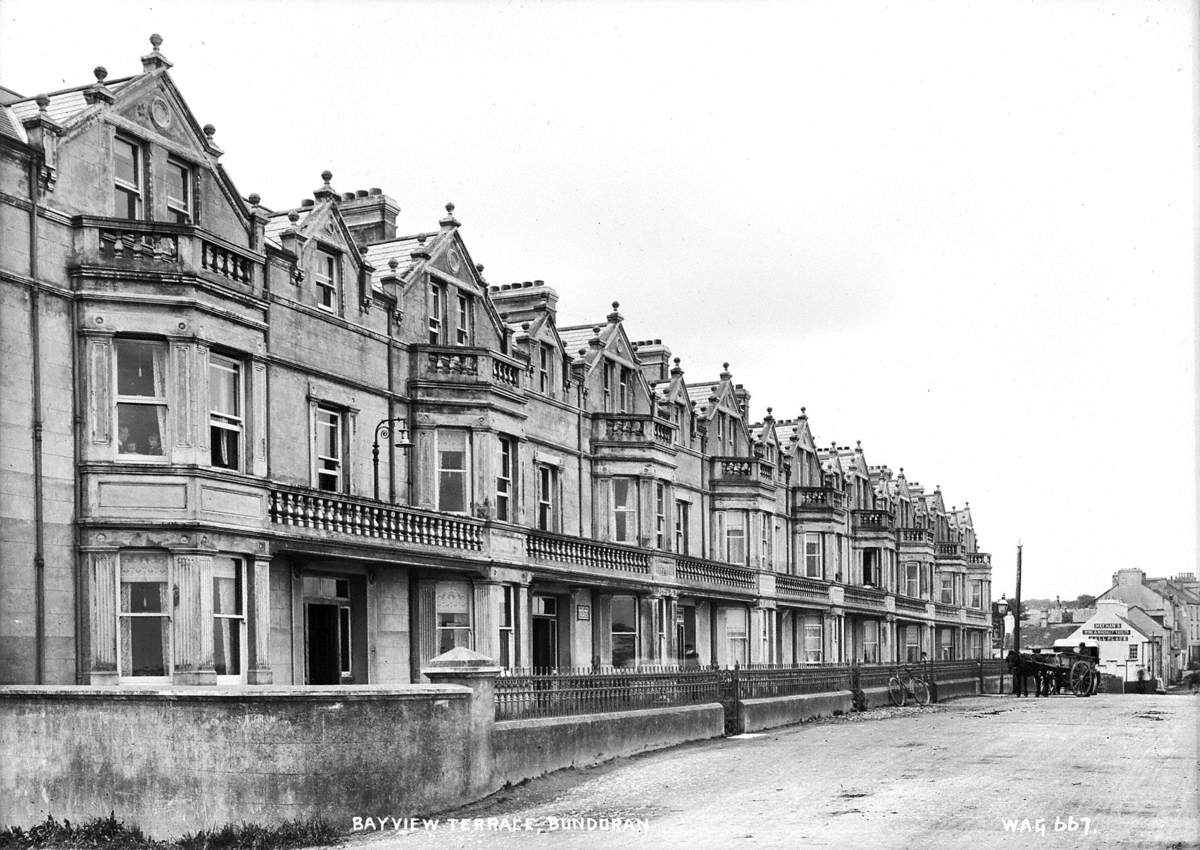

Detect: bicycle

[887,664,932,707]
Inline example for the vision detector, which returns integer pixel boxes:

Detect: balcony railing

[898,527,935,545]
[73,216,263,292]
[776,574,830,602]
[794,487,845,511]
[675,556,757,590]
[526,530,650,575]
[268,486,484,551]
[593,414,674,447]
[842,584,887,608]
[415,345,524,391]
[851,509,894,532]
[934,602,961,618]
[710,456,774,484]
[894,595,928,616]
[966,552,991,567]
[936,542,965,558]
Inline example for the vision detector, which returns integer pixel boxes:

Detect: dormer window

[539,344,553,396]
[114,136,142,220]
[314,250,339,313]
[165,159,191,223]
[618,367,630,412]
[603,362,613,410]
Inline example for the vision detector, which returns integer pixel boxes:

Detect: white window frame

[539,344,551,395]
[905,562,921,598]
[803,620,823,665]
[314,249,339,313]
[115,338,169,460]
[655,482,666,549]
[804,533,822,579]
[436,429,470,514]
[498,585,515,669]
[314,405,345,493]
[725,512,746,565]
[612,477,637,545]
[725,607,749,666]
[456,292,471,345]
[116,551,173,684]
[674,499,690,553]
[940,575,954,605]
[113,135,142,220]
[209,353,244,472]
[212,556,247,684]
[536,464,558,532]
[610,594,639,668]
[435,580,474,655]
[496,435,514,522]
[863,620,879,664]
[428,282,445,344]
[165,158,191,224]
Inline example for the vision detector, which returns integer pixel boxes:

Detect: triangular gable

[292,200,374,278]
[417,229,507,340]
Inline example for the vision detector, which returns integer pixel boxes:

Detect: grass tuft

[0,813,342,849]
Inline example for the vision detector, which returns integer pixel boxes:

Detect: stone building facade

[0,38,993,687]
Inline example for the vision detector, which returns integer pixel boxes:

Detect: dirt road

[340,693,1198,849]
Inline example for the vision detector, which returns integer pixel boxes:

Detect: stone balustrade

[674,556,757,590]
[526,530,651,575]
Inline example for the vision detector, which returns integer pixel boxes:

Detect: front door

[531,595,558,670]
[306,603,341,684]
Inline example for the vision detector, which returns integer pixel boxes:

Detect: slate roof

[686,382,719,407]
[8,78,136,125]
[364,232,443,289]
[1121,606,1166,638]
[263,209,311,247]
[0,106,25,142]
[557,325,600,359]
[1019,622,1081,650]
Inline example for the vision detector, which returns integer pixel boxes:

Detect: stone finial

[440,201,460,228]
[141,33,173,72]
[607,301,622,323]
[35,93,50,112]
[800,406,807,418]
[247,193,261,206]
[476,263,484,273]
[388,257,399,271]
[94,66,108,83]
[287,210,300,224]
[856,440,863,451]
[83,67,115,105]
[417,233,427,244]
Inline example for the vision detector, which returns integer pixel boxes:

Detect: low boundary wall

[739,690,852,732]
[493,704,724,785]
[0,685,488,838]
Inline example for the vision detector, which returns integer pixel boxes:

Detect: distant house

[1097,569,1187,682]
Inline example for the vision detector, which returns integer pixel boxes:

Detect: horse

[1006,650,1032,697]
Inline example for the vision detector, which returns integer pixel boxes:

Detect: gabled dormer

[649,355,695,446]
[11,35,253,248]
[494,281,570,400]
[836,441,873,509]
[689,364,749,456]
[364,204,509,353]
[778,408,822,486]
[264,172,378,318]
[559,302,651,415]
[817,442,846,491]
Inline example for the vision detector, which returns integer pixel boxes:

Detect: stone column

[247,556,273,684]
[423,647,501,799]
[172,552,216,685]
[417,579,437,674]
[88,551,119,685]
[518,581,533,669]
[567,587,593,668]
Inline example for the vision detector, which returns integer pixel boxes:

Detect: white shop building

[1057,600,1165,686]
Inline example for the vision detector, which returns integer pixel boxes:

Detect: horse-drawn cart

[1008,649,1098,697]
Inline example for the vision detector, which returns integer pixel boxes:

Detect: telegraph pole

[1014,542,1023,653]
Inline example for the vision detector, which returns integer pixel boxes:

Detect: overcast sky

[2,0,1195,601]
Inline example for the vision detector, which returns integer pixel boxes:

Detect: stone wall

[0,685,485,838]
[493,704,724,786]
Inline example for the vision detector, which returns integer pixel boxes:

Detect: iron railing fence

[494,665,724,721]
[735,665,852,698]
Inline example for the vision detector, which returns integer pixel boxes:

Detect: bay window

[435,580,473,654]
[905,562,921,598]
[655,482,666,549]
[803,619,823,664]
[209,354,243,470]
[724,607,748,666]
[116,339,167,457]
[118,551,171,681]
[724,512,745,564]
[803,533,822,578]
[612,477,637,544]
[314,250,339,313]
[212,556,245,681]
[437,430,469,513]
[674,499,690,553]
[495,435,515,522]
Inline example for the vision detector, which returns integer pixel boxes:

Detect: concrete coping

[0,685,472,702]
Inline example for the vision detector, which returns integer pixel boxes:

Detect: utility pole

[1014,542,1023,654]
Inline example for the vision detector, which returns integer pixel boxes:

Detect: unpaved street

[342,694,1198,849]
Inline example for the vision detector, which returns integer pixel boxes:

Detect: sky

[1,0,1195,601]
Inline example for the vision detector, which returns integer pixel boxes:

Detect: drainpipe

[27,156,45,683]
[577,383,584,533]
[72,287,83,683]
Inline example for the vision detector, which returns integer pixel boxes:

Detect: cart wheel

[887,676,905,707]
[913,677,932,707]
[1069,660,1091,692]
[1071,670,1092,697]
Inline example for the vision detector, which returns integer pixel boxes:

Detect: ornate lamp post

[995,594,1009,693]
[372,417,412,502]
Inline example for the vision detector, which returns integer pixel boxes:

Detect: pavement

[333,693,1199,850]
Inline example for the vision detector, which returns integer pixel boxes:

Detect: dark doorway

[306,603,341,684]
[532,617,557,669]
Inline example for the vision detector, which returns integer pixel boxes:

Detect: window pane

[611,596,637,632]
[121,617,168,676]
[439,471,465,512]
[117,404,164,455]
[211,425,240,469]
[613,478,630,508]
[166,162,188,205]
[117,340,165,397]
[210,361,239,416]
[115,139,138,186]
[612,633,637,669]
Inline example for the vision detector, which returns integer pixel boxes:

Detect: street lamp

[372,417,412,502]
[996,594,1009,694]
